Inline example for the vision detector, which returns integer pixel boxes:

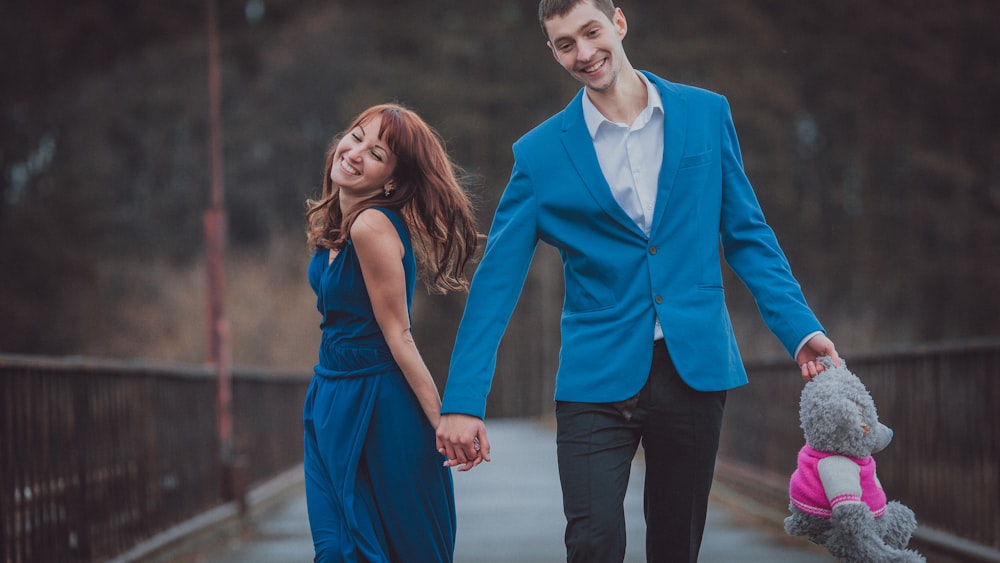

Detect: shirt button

[655,295,664,304]
[649,246,658,255]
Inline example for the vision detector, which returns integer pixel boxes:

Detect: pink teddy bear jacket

[789,444,888,518]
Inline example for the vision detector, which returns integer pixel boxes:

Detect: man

[436,1,840,561]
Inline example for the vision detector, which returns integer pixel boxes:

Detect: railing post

[203,0,243,512]
[221,454,249,515]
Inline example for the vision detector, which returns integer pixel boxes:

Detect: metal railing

[4,340,998,561]
[717,340,1000,560]
[0,355,310,563]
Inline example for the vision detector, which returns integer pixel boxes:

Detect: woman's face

[329,115,397,198]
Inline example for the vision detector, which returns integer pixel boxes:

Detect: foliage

[1,0,998,371]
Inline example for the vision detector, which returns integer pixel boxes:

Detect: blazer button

[655,295,663,304]
[649,246,658,255]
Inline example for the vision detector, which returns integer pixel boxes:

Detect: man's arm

[715,96,830,362]
[438,151,540,469]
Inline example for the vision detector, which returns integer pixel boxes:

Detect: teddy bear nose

[871,423,894,454]
[879,423,893,440]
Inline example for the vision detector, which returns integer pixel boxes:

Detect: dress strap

[368,206,410,250]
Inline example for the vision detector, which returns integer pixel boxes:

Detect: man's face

[544,2,627,93]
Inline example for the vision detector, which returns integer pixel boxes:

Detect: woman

[303,103,478,562]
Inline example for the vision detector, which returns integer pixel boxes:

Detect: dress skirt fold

[303,345,456,563]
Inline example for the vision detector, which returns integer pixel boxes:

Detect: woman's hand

[436,413,490,471]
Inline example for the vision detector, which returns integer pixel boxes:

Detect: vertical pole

[205,0,243,509]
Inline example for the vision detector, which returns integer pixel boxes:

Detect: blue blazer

[442,71,824,418]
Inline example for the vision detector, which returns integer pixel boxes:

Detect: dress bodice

[308,208,415,362]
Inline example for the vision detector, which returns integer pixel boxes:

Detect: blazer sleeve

[441,150,540,418]
[717,97,825,355]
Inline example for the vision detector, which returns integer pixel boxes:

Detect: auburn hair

[305,104,479,293]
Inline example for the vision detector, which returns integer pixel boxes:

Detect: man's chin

[582,76,615,94]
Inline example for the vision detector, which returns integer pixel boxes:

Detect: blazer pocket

[678,149,713,169]
[563,284,616,314]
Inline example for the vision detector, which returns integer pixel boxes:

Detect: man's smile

[580,59,606,74]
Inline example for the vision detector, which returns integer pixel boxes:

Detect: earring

[384,183,394,197]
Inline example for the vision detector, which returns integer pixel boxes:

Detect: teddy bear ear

[818,355,843,371]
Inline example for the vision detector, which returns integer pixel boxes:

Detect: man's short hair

[538,0,616,39]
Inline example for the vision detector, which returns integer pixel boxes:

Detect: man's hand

[796,333,840,381]
[436,413,490,472]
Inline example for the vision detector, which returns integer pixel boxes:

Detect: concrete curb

[111,465,305,563]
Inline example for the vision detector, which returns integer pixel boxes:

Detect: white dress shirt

[582,72,664,237]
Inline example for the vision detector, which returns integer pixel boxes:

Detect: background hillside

[2,0,998,383]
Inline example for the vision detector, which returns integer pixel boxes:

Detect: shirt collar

[582,71,663,139]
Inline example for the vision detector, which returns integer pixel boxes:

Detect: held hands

[796,333,840,382]
[436,413,490,472]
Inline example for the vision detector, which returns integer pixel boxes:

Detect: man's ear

[547,41,559,63]
[614,7,628,40]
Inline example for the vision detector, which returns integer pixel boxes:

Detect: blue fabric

[304,208,455,562]
[443,72,825,419]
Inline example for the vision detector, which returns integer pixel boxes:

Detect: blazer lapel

[560,92,645,235]
[645,72,688,237]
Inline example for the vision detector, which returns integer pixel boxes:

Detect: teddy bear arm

[817,455,863,506]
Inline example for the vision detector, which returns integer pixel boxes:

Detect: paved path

[182,419,832,562]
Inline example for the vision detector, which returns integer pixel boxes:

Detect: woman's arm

[351,209,442,427]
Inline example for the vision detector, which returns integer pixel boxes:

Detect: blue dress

[303,207,456,562]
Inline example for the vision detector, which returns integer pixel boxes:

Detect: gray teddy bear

[784,357,925,562]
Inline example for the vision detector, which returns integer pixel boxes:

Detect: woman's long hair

[305,104,479,293]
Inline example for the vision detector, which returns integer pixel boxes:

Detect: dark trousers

[555,340,727,563]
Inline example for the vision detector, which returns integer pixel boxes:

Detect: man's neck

[586,68,647,125]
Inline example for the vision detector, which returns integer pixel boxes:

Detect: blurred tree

[1,0,997,384]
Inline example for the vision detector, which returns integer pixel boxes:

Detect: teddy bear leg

[785,507,834,545]
[784,507,809,536]
[877,501,918,550]
[829,503,925,563]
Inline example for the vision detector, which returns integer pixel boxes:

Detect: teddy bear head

[798,357,893,459]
